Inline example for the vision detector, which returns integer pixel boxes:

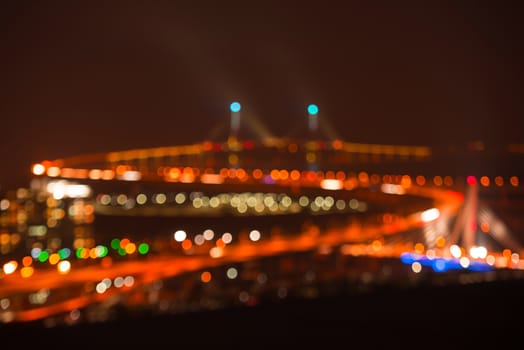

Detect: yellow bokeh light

[414,242,425,254]
[306,152,316,163]
[0,233,9,245]
[436,236,446,248]
[372,240,382,251]
[20,266,34,278]
[48,253,60,265]
[125,243,136,254]
[228,154,239,166]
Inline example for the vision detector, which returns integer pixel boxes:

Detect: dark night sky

[1,0,523,190]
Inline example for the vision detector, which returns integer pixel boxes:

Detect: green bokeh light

[38,250,49,263]
[110,238,121,250]
[58,248,71,260]
[95,245,109,258]
[138,243,150,255]
[76,248,84,259]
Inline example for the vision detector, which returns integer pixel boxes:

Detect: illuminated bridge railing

[32,138,432,176]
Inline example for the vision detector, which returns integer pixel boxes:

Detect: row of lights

[96,275,135,294]
[404,245,522,274]
[96,190,368,215]
[31,160,522,191]
[2,258,71,278]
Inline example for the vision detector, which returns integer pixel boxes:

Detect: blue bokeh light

[307,104,319,115]
[400,252,493,273]
[230,102,241,113]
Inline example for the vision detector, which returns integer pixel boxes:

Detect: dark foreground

[4,279,524,348]
[2,278,524,345]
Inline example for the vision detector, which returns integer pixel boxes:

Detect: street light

[230,101,242,137]
[307,103,318,132]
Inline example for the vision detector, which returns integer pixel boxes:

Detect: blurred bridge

[1,103,523,325]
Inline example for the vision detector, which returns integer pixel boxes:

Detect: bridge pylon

[444,177,522,255]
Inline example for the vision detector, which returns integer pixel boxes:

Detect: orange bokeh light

[181,239,193,250]
[200,271,212,283]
